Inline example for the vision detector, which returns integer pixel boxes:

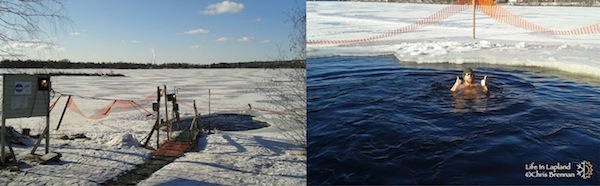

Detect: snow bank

[106,134,140,148]
[307,2,600,77]
[392,40,600,76]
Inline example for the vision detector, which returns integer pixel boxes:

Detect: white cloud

[261,40,271,44]
[35,45,51,51]
[9,42,65,52]
[184,29,210,35]
[203,1,244,15]
[131,40,141,44]
[56,47,66,52]
[254,18,262,23]
[191,45,201,49]
[237,37,254,42]
[11,42,35,49]
[70,32,81,36]
[216,37,230,42]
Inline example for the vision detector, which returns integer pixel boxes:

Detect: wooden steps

[150,130,200,157]
[150,141,191,157]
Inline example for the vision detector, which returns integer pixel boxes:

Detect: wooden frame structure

[142,85,198,149]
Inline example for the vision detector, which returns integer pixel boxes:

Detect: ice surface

[307,2,600,77]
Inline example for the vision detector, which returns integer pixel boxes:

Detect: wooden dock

[150,130,198,157]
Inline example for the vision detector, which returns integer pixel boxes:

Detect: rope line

[129,100,154,116]
[49,94,63,112]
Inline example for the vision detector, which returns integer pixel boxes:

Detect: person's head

[463,68,474,84]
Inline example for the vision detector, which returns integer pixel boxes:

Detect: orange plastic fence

[57,92,155,120]
[477,0,600,35]
[307,0,600,45]
[55,91,297,120]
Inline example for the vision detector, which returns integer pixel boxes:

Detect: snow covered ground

[307,2,600,77]
[138,133,305,185]
[0,69,306,185]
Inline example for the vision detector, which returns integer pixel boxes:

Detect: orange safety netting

[307,0,600,45]
[67,98,115,120]
[56,90,297,119]
[59,92,156,120]
[477,0,600,35]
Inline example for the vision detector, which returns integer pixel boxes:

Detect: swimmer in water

[450,68,488,94]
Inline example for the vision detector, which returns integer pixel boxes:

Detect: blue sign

[15,84,23,92]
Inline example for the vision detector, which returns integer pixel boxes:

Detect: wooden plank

[7,141,15,162]
[162,142,190,150]
[31,126,48,155]
[40,152,62,164]
[151,141,191,157]
[151,149,185,157]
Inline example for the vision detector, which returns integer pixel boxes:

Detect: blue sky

[30,0,304,64]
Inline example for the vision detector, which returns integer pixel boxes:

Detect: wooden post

[208,89,211,134]
[193,100,201,131]
[174,99,182,130]
[44,86,50,154]
[7,137,15,162]
[190,100,199,142]
[164,85,170,140]
[472,0,476,40]
[56,96,71,130]
[156,86,161,148]
[1,114,5,165]
[174,89,182,130]
[31,126,48,155]
[143,120,158,148]
[143,87,161,148]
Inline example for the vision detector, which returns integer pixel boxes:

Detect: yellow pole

[472,0,476,39]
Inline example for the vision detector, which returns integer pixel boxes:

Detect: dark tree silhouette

[0,0,69,59]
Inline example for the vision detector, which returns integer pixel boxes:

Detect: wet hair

[463,68,474,77]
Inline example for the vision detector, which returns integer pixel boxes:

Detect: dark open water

[171,114,269,131]
[307,56,600,185]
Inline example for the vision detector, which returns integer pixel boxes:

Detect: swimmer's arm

[450,76,461,92]
[481,76,489,92]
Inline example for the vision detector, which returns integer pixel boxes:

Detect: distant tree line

[0,59,306,69]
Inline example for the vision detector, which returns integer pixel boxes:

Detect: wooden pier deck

[150,130,198,157]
